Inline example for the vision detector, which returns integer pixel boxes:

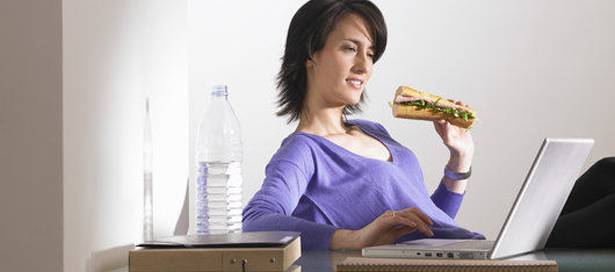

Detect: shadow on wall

[173,178,190,236]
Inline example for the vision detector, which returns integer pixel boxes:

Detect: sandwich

[392,85,477,129]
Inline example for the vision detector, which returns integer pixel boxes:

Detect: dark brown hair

[276,0,387,123]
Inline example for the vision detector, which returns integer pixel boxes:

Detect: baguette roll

[392,86,477,129]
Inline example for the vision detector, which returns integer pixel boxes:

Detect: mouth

[346,78,364,90]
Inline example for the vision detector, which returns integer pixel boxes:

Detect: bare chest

[325,131,392,162]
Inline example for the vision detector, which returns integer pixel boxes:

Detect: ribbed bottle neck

[211,85,228,98]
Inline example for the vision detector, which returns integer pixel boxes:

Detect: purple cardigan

[243,119,484,250]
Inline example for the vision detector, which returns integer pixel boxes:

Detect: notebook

[337,257,558,272]
[131,232,302,272]
[137,231,299,248]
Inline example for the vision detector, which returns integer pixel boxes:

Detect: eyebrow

[343,38,374,50]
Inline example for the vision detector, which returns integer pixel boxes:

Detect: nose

[351,53,371,75]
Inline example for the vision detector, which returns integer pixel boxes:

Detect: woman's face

[305,13,375,109]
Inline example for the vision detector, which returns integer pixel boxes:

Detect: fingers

[387,209,434,237]
[433,120,447,131]
[402,211,434,237]
[384,210,417,228]
[433,120,449,136]
[403,207,433,225]
[392,225,417,238]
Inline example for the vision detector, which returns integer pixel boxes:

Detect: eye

[343,45,358,53]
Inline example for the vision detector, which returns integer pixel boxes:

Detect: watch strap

[444,166,472,181]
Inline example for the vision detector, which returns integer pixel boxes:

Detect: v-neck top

[242,119,484,250]
[294,123,395,163]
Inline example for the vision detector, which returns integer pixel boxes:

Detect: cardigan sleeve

[242,140,337,250]
[430,182,464,219]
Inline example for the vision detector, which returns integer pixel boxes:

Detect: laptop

[362,138,594,260]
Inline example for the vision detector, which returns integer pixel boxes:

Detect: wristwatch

[444,166,472,181]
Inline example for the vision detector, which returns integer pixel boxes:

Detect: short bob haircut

[276,0,387,124]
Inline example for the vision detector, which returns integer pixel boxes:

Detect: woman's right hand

[330,207,434,250]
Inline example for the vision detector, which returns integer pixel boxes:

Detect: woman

[242,0,483,250]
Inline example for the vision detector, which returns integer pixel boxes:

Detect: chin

[352,91,364,103]
[333,87,363,106]
[343,97,362,107]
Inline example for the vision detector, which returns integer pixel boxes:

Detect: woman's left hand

[433,101,474,172]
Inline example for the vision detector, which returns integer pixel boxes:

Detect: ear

[305,57,314,68]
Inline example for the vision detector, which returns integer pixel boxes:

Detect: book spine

[337,264,558,272]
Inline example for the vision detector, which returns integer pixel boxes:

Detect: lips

[346,78,364,89]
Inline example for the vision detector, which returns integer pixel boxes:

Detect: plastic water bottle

[195,85,243,234]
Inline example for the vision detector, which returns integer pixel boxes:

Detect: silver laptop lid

[490,138,594,259]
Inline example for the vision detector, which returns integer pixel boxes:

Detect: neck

[299,73,354,136]
[296,103,349,137]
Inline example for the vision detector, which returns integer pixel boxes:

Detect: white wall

[189,0,615,239]
[63,0,188,271]
[188,0,306,235]
[0,0,63,271]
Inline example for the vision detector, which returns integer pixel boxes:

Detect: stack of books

[129,231,301,272]
[336,257,558,272]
